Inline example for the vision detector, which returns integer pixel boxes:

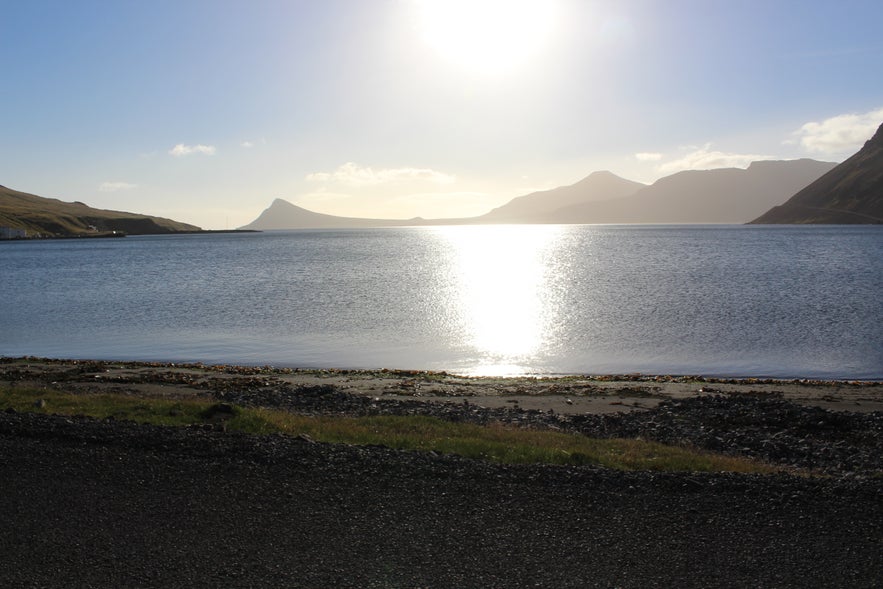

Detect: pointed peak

[269,198,302,210]
[572,170,646,190]
[582,170,623,181]
[574,170,638,185]
[867,122,883,148]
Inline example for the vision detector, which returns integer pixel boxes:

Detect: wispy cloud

[306,162,456,186]
[794,107,883,154]
[169,143,216,157]
[657,145,774,174]
[390,191,491,215]
[635,152,663,162]
[241,141,254,148]
[99,181,137,192]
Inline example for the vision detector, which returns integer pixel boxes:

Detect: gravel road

[1,409,880,588]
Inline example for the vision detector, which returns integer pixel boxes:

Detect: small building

[0,227,27,239]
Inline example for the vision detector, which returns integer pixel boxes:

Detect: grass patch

[1,385,777,473]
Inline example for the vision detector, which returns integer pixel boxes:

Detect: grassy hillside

[0,185,201,236]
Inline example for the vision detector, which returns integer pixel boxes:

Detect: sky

[2,0,883,229]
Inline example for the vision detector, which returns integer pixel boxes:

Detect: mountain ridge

[548,159,837,224]
[240,171,647,230]
[242,159,837,229]
[240,198,420,230]
[751,123,883,224]
[475,171,646,223]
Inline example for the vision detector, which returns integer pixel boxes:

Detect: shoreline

[3,356,882,415]
[2,356,881,586]
[0,229,260,241]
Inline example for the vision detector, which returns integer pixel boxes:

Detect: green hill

[0,185,201,237]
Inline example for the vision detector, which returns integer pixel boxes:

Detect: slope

[551,159,837,224]
[0,185,201,236]
[476,171,645,223]
[751,123,883,224]
[240,198,419,230]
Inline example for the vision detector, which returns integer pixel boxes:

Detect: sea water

[2,225,881,378]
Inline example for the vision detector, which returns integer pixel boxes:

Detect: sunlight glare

[414,0,559,74]
[439,225,565,374]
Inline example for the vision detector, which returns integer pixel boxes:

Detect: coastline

[2,357,881,587]
[4,356,882,415]
[0,228,261,241]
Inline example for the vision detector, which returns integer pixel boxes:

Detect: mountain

[751,123,883,224]
[242,158,837,229]
[240,198,419,230]
[475,171,645,223]
[241,172,644,230]
[0,185,201,236]
[547,159,837,224]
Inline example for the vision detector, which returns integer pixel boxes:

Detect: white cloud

[99,181,137,192]
[305,171,332,182]
[306,162,456,186]
[794,107,883,154]
[635,152,663,162]
[657,144,774,174]
[169,143,216,157]
[241,141,254,148]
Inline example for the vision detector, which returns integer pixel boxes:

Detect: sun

[414,0,560,74]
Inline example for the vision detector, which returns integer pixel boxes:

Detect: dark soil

[1,404,881,588]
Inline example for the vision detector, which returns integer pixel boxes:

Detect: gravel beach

[1,359,881,588]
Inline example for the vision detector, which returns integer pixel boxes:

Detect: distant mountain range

[534,159,837,224]
[0,185,201,237]
[9,124,881,235]
[751,122,883,224]
[241,158,838,230]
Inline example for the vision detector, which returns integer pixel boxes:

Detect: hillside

[0,185,201,237]
[240,198,419,230]
[751,123,883,224]
[475,171,645,223]
[548,159,837,224]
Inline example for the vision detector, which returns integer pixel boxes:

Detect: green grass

[0,385,778,473]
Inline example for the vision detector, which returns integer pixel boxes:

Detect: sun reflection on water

[436,225,567,375]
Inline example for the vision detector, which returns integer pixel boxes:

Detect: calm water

[2,225,882,378]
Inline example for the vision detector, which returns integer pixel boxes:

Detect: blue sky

[2,0,882,228]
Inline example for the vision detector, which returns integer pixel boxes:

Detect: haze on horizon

[2,0,882,229]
